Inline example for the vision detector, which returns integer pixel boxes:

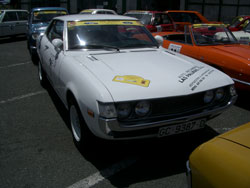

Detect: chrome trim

[232,78,250,86]
[98,96,237,138]
[186,160,192,188]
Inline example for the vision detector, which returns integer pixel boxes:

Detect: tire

[38,60,47,87]
[31,53,39,65]
[69,98,94,150]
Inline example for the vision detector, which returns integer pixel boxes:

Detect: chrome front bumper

[98,96,237,139]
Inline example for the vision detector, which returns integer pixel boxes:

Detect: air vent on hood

[87,55,98,61]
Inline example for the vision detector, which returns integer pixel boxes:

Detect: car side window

[47,20,64,42]
[3,11,18,22]
[17,11,28,21]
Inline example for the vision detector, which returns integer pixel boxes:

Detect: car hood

[73,49,233,101]
[209,45,250,62]
[219,122,250,148]
[31,22,49,32]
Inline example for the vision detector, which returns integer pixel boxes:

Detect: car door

[16,11,28,35]
[1,11,18,36]
[165,28,199,58]
[39,21,57,81]
[48,20,65,91]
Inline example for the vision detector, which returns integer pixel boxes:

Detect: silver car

[0,9,28,38]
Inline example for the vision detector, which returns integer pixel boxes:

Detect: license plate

[158,119,206,137]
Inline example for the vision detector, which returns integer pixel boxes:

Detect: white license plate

[158,119,206,137]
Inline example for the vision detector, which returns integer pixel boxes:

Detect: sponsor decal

[113,75,150,87]
[178,66,204,83]
[168,43,182,53]
[178,66,215,90]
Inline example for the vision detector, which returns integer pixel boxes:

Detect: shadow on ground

[0,35,26,44]
[44,80,219,187]
[235,90,250,111]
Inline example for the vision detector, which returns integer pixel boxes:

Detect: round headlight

[117,103,131,119]
[135,101,151,117]
[204,90,214,103]
[215,88,224,100]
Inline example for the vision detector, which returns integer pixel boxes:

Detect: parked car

[187,122,250,188]
[0,9,28,38]
[153,24,250,91]
[166,10,220,31]
[80,9,117,15]
[37,14,236,148]
[27,7,68,63]
[228,15,250,31]
[229,21,250,44]
[124,10,175,32]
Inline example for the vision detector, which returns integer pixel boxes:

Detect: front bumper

[98,96,237,139]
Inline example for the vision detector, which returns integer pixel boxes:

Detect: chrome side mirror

[154,35,164,46]
[52,38,63,52]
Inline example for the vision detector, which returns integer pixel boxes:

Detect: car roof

[1,9,28,12]
[167,10,200,13]
[31,7,68,12]
[125,10,166,14]
[54,14,138,21]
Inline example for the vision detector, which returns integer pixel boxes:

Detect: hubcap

[70,105,81,142]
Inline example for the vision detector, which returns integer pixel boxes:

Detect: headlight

[98,102,117,118]
[204,90,214,103]
[117,103,131,119]
[229,85,237,96]
[32,33,40,40]
[135,101,151,117]
[215,88,224,100]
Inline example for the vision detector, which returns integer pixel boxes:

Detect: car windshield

[192,24,237,45]
[32,10,67,23]
[124,13,152,25]
[168,12,202,23]
[244,22,250,32]
[230,16,243,27]
[67,20,158,50]
[153,13,172,25]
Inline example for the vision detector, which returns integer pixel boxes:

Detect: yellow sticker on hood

[113,75,150,87]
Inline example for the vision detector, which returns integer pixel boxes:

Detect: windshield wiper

[70,44,120,51]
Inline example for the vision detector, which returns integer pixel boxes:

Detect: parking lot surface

[1,37,250,188]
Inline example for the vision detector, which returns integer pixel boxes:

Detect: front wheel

[69,99,94,150]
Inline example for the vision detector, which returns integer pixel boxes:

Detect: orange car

[153,24,250,91]
[166,10,220,31]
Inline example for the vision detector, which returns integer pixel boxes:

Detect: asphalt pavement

[0,36,250,188]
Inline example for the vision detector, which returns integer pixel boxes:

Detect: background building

[2,0,250,23]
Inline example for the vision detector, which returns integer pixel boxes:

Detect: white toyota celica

[37,14,237,148]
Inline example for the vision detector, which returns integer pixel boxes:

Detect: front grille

[117,86,231,125]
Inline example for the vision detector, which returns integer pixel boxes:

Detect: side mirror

[52,38,63,52]
[154,35,164,46]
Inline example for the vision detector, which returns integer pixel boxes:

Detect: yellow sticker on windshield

[80,9,93,13]
[67,20,143,28]
[113,75,150,87]
[34,11,67,16]
[193,23,223,28]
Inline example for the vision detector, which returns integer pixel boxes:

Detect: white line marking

[0,61,31,69]
[67,158,137,188]
[0,91,46,104]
